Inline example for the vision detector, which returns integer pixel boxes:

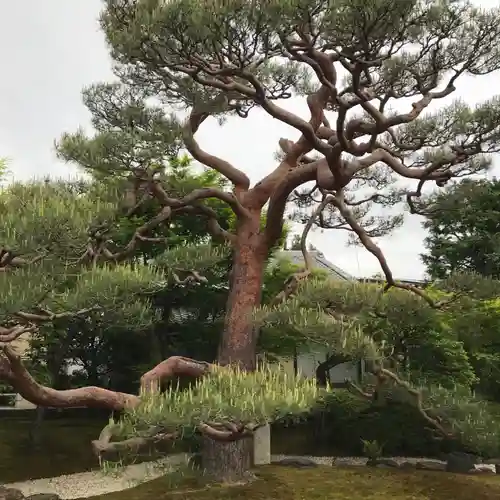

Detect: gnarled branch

[347,364,451,439]
[0,249,46,272]
[183,109,250,190]
[86,185,241,262]
[0,347,262,457]
[271,194,333,306]
[14,306,100,324]
[0,324,37,343]
[331,191,456,308]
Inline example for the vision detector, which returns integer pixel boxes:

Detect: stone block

[253,424,271,465]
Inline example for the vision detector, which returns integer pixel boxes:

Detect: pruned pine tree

[2,0,500,482]
[256,270,500,438]
[0,180,319,482]
[0,179,234,342]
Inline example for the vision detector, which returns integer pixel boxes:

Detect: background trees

[0,159,234,392]
[422,178,500,280]
[26,159,234,395]
[420,178,500,401]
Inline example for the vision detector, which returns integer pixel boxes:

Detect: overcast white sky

[1,0,499,280]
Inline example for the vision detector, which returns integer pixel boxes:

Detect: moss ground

[86,465,500,500]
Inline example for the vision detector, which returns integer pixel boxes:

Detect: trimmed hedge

[272,390,476,458]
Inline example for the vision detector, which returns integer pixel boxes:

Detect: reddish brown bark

[0,29,471,480]
[0,52,334,483]
[201,212,267,482]
[0,351,210,411]
[200,435,254,483]
[0,346,262,454]
[217,211,267,370]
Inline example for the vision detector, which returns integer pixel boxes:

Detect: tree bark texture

[218,213,267,370]
[200,435,254,483]
[207,212,267,481]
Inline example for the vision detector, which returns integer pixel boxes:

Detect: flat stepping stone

[272,457,318,468]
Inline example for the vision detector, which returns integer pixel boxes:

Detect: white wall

[296,351,361,384]
[328,361,360,384]
[295,350,325,378]
[261,349,362,384]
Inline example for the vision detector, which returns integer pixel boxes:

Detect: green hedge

[0,393,16,407]
[272,390,478,458]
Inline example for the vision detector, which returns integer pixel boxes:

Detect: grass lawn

[86,465,500,500]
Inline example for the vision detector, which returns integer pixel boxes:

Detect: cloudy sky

[1,0,499,280]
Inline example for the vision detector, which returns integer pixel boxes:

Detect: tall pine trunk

[200,212,267,482]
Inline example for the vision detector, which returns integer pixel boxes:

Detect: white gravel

[5,454,446,499]
[5,453,191,499]
[271,455,446,467]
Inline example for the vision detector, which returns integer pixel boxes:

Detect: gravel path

[5,454,191,499]
[274,455,446,467]
[5,454,446,499]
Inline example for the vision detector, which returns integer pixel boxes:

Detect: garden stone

[416,460,446,471]
[0,487,25,500]
[400,461,416,470]
[253,424,271,465]
[484,458,500,474]
[273,457,318,468]
[371,458,400,468]
[446,452,480,473]
[472,464,496,474]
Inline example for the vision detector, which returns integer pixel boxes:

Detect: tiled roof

[271,250,353,281]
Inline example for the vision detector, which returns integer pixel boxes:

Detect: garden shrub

[0,393,16,406]
[312,390,456,457]
[273,389,500,458]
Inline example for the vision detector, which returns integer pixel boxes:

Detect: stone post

[253,424,271,465]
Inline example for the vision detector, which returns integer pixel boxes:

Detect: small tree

[360,286,478,388]
[2,0,500,482]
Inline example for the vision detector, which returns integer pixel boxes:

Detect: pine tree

[2,0,500,482]
[422,178,500,279]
